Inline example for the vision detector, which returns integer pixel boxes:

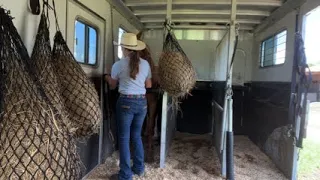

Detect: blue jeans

[116,96,147,180]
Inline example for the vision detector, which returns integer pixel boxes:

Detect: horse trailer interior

[0,0,319,180]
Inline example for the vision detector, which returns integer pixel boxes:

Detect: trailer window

[74,20,98,65]
[118,27,127,59]
[260,30,287,67]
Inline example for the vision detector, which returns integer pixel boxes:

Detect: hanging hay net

[30,13,74,134]
[52,30,101,138]
[0,8,81,179]
[158,31,196,99]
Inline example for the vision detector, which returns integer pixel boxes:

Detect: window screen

[74,20,98,65]
[260,30,287,67]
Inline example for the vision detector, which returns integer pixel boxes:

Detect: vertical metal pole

[159,0,173,169]
[164,0,172,37]
[289,11,300,180]
[166,0,172,21]
[160,92,168,168]
[226,0,237,179]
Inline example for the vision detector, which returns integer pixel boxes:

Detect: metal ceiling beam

[140,18,261,24]
[145,25,253,30]
[127,0,282,7]
[134,10,270,16]
[254,0,307,33]
[105,0,144,30]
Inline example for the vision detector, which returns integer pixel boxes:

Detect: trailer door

[288,30,312,180]
[160,92,177,168]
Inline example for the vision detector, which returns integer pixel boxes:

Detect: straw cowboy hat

[114,33,146,51]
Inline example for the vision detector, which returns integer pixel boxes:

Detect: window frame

[259,29,288,68]
[117,26,128,60]
[74,17,99,67]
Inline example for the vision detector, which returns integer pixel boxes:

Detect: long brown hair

[128,49,140,80]
[139,44,160,87]
[136,31,155,72]
[138,44,155,73]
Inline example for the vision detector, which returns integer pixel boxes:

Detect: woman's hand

[104,74,111,83]
[105,74,118,89]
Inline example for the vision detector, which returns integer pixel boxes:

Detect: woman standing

[106,33,151,180]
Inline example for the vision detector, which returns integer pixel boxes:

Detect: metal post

[159,0,173,169]
[226,0,237,179]
[160,92,168,168]
[289,10,300,180]
[166,0,172,20]
[164,0,172,38]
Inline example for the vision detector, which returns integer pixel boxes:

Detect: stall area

[101,0,313,180]
[84,133,286,180]
[0,0,318,180]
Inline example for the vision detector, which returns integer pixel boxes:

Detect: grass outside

[298,139,320,178]
[298,103,320,179]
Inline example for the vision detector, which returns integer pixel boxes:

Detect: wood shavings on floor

[84,133,287,180]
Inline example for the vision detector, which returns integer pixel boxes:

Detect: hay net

[51,9,101,137]
[30,10,72,133]
[0,8,81,180]
[158,31,196,99]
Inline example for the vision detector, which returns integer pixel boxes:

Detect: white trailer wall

[142,29,253,83]
[71,0,140,74]
[112,9,139,62]
[0,0,140,74]
[252,12,296,82]
[0,0,67,55]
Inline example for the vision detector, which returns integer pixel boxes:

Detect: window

[74,20,98,65]
[259,30,287,67]
[118,27,127,59]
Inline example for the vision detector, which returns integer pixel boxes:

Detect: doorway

[299,6,320,179]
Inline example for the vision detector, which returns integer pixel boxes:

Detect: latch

[286,124,297,146]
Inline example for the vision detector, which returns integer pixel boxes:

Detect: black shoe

[132,167,145,177]
[134,172,145,177]
[110,174,118,180]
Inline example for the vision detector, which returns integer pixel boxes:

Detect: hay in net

[158,32,196,99]
[0,8,81,179]
[52,31,101,138]
[30,13,75,134]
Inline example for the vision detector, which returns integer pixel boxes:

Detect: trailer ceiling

[121,0,285,31]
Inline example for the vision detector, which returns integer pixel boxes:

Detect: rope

[51,0,60,32]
